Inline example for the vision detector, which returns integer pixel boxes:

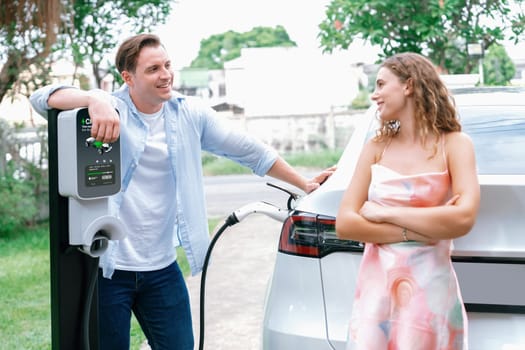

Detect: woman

[336,52,480,349]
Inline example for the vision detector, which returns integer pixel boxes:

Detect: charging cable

[78,230,109,350]
[77,197,291,350]
[82,256,100,350]
[198,201,288,350]
[76,201,287,350]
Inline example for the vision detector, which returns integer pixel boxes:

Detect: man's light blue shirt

[30,84,278,277]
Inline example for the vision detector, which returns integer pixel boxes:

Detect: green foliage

[0,0,55,101]
[61,0,175,88]
[482,44,516,86]
[319,0,525,74]
[0,120,44,237]
[351,89,371,109]
[0,0,175,98]
[190,26,297,69]
[0,165,38,237]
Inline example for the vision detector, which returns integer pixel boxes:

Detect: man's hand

[304,165,337,193]
[87,90,120,143]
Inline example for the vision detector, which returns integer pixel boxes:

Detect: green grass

[0,225,51,350]
[202,149,344,176]
[1,147,330,348]
[284,149,343,169]
[202,155,252,176]
[0,148,335,347]
[0,219,223,350]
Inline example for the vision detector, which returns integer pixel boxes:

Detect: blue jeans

[97,261,194,350]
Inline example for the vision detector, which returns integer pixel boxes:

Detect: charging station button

[85,164,116,187]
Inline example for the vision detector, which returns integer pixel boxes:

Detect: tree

[482,44,516,85]
[61,0,174,89]
[318,0,525,74]
[0,0,64,101]
[190,26,297,69]
[0,0,175,100]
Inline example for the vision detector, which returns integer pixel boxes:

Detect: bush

[0,119,45,237]
[482,44,516,86]
[0,164,38,237]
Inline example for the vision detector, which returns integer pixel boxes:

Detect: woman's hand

[359,201,388,223]
[360,194,460,224]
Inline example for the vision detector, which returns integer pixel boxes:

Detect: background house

[223,46,366,116]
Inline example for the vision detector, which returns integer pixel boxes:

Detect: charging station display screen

[86,164,116,187]
[75,108,121,198]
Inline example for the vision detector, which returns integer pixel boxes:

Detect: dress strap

[378,137,393,163]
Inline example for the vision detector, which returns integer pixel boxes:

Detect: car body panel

[320,252,362,350]
[466,313,525,349]
[261,253,331,349]
[453,182,525,258]
[453,262,525,307]
[262,87,525,350]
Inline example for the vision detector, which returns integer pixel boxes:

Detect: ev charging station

[48,107,125,350]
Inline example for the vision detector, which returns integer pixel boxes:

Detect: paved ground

[141,173,301,349]
[141,214,282,350]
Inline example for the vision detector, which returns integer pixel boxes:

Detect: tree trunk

[0,54,20,102]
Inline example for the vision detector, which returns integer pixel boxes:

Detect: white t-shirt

[114,107,177,271]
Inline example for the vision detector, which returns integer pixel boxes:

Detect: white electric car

[261,87,525,349]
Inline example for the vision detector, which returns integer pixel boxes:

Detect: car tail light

[278,211,364,258]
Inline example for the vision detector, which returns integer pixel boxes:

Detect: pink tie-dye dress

[346,161,467,350]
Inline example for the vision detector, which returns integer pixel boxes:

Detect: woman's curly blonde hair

[375,52,461,153]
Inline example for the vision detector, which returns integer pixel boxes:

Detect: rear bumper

[468,312,525,349]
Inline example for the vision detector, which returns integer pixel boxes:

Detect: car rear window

[459,106,525,175]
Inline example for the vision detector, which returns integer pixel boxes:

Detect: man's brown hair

[115,33,162,74]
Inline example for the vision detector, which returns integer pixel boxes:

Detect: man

[30,33,333,350]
